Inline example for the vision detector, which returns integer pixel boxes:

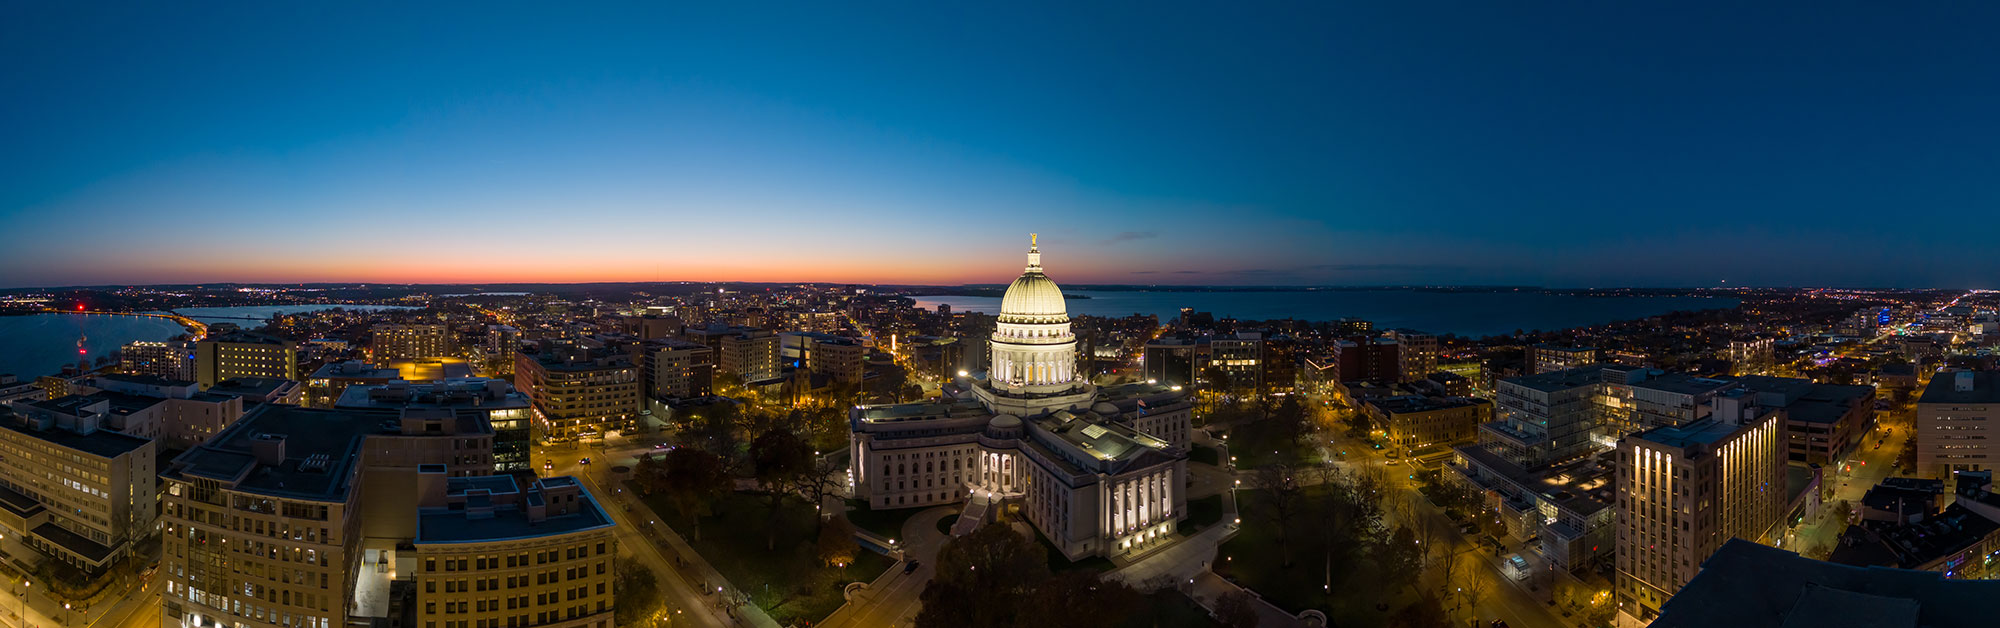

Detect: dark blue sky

[4,3,1998,288]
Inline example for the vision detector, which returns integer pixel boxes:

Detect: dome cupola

[998,233,1068,324]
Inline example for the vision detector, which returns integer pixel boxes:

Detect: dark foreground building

[1654,539,2000,628]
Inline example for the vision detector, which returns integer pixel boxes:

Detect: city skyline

[8,4,2000,290]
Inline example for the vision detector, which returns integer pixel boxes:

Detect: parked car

[903,561,921,574]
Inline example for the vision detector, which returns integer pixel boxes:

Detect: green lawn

[936,514,960,535]
[1213,487,1414,628]
[1223,419,1313,469]
[1178,494,1226,535]
[1116,590,1223,628]
[843,498,931,540]
[1189,444,1221,466]
[638,491,893,625]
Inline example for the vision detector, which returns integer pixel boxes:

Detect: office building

[336,378,535,474]
[0,403,156,573]
[1916,371,2000,477]
[1206,332,1263,390]
[69,373,246,449]
[806,335,867,384]
[412,473,616,628]
[1732,375,1875,465]
[1615,403,1785,622]
[684,325,781,382]
[196,331,300,389]
[515,345,639,442]
[850,238,1194,559]
[370,323,453,362]
[1481,365,1607,468]
[1528,344,1598,375]
[159,402,530,628]
[631,339,713,401]
[1364,395,1492,458]
[1332,336,1402,385]
[1141,337,1200,388]
[122,340,197,381]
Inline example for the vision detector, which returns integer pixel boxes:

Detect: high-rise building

[0,403,156,573]
[196,331,299,389]
[1916,371,2000,477]
[1615,401,1785,622]
[122,340,196,380]
[1141,336,1200,388]
[515,344,640,442]
[1389,329,1437,383]
[370,323,453,361]
[632,339,713,401]
[1207,332,1263,390]
[683,325,781,382]
[805,335,867,384]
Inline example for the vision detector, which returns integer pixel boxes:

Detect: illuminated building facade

[850,237,1193,559]
[196,331,300,389]
[1614,401,1785,623]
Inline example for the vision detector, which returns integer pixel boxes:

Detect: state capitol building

[849,236,1195,559]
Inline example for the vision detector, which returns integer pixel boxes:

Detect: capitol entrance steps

[952,495,993,536]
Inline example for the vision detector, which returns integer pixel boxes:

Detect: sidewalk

[613,487,780,628]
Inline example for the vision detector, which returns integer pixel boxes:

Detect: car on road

[580,457,592,465]
[903,561,921,574]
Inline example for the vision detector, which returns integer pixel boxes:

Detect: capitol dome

[999,235,1068,324]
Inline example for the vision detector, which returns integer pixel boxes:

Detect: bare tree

[1251,463,1306,567]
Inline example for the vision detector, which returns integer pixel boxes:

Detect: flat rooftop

[415,476,613,543]
[1656,539,2000,628]
[0,409,151,458]
[1920,371,2000,405]
[164,404,482,501]
[1504,365,1605,393]
[1630,417,1741,450]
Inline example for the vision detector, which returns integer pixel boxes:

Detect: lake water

[909,290,1737,338]
[0,304,424,379]
[173,304,422,325]
[0,313,191,379]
